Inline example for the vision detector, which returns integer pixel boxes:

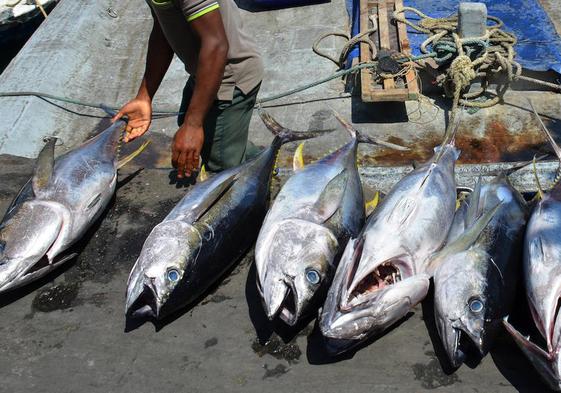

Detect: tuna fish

[503,102,561,391]
[0,120,147,293]
[319,126,459,353]
[125,111,330,320]
[255,114,406,326]
[432,174,528,368]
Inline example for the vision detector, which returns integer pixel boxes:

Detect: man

[113,0,263,178]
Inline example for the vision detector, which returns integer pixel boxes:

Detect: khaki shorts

[178,78,261,172]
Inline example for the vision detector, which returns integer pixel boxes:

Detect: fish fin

[313,169,348,222]
[293,142,306,171]
[529,99,561,162]
[117,140,152,169]
[298,169,348,223]
[185,173,238,222]
[258,109,334,143]
[86,193,102,211]
[365,191,380,216]
[332,111,409,151]
[532,155,545,201]
[503,317,559,390]
[197,165,209,182]
[465,175,482,227]
[32,137,57,194]
[100,104,118,118]
[51,253,79,266]
[428,202,501,272]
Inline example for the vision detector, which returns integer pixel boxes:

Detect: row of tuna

[0,106,560,389]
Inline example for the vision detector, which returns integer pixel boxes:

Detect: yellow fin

[365,191,380,216]
[293,142,306,171]
[533,155,544,200]
[197,165,209,182]
[117,140,151,169]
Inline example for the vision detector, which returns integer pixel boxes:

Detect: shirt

[147,0,264,101]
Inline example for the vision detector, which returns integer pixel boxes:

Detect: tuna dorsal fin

[365,191,380,216]
[332,111,409,151]
[466,176,482,227]
[293,142,306,171]
[32,137,57,193]
[117,140,152,169]
[530,99,561,162]
[428,202,501,272]
[185,172,238,222]
[197,165,209,182]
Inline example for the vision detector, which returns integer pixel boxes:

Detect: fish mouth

[278,284,299,326]
[125,279,161,320]
[263,278,302,326]
[344,261,404,309]
[440,320,485,368]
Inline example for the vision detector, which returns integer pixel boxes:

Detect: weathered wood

[360,0,419,102]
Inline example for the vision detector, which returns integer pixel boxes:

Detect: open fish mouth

[342,258,412,310]
[278,285,298,325]
[345,262,403,308]
[125,280,161,319]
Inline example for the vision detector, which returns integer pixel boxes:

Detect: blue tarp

[348,0,561,74]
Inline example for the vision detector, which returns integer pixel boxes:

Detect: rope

[393,5,561,137]
[313,15,378,69]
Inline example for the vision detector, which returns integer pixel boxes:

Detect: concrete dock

[1,0,561,391]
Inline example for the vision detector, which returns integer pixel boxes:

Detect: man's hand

[172,123,204,178]
[112,98,153,142]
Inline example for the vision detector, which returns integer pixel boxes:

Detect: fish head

[0,200,66,292]
[320,236,430,343]
[433,250,489,367]
[257,218,338,326]
[125,220,202,319]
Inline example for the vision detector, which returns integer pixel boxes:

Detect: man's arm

[113,13,174,142]
[172,10,229,178]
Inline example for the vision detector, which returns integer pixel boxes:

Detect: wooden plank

[360,0,375,101]
[370,88,410,101]
[394,0,419,96]
[376,1,395,90]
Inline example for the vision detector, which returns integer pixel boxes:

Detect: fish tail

[332,111,409,151]
[258,108,334,144]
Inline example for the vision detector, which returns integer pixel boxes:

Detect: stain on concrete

[412,350,460,389]
[361,117,551,166]
[32,282,81,312]
[204,337,218,348]
[262,364,289,379]
[252,335,302,364]
[201,294,232,305]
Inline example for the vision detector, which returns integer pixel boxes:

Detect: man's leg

[178,79,260,172]
[204,84,260,171]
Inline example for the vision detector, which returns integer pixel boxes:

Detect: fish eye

[305,269,321,285]
[167,269,180,282]
[469,298,484,313]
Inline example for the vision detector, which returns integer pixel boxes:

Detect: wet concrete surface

[0,154,556,393]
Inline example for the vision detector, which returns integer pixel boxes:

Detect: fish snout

[125,275,162,319]
[261,277,289,321]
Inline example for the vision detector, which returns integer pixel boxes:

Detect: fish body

[0,121,126,292]
[255,119,366,326]
[503,104,561,391]
[320,143,458,350]
[125,112,328,319]
[434,175,527,367]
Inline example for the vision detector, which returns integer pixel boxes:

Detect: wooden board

[360,0,419,102]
